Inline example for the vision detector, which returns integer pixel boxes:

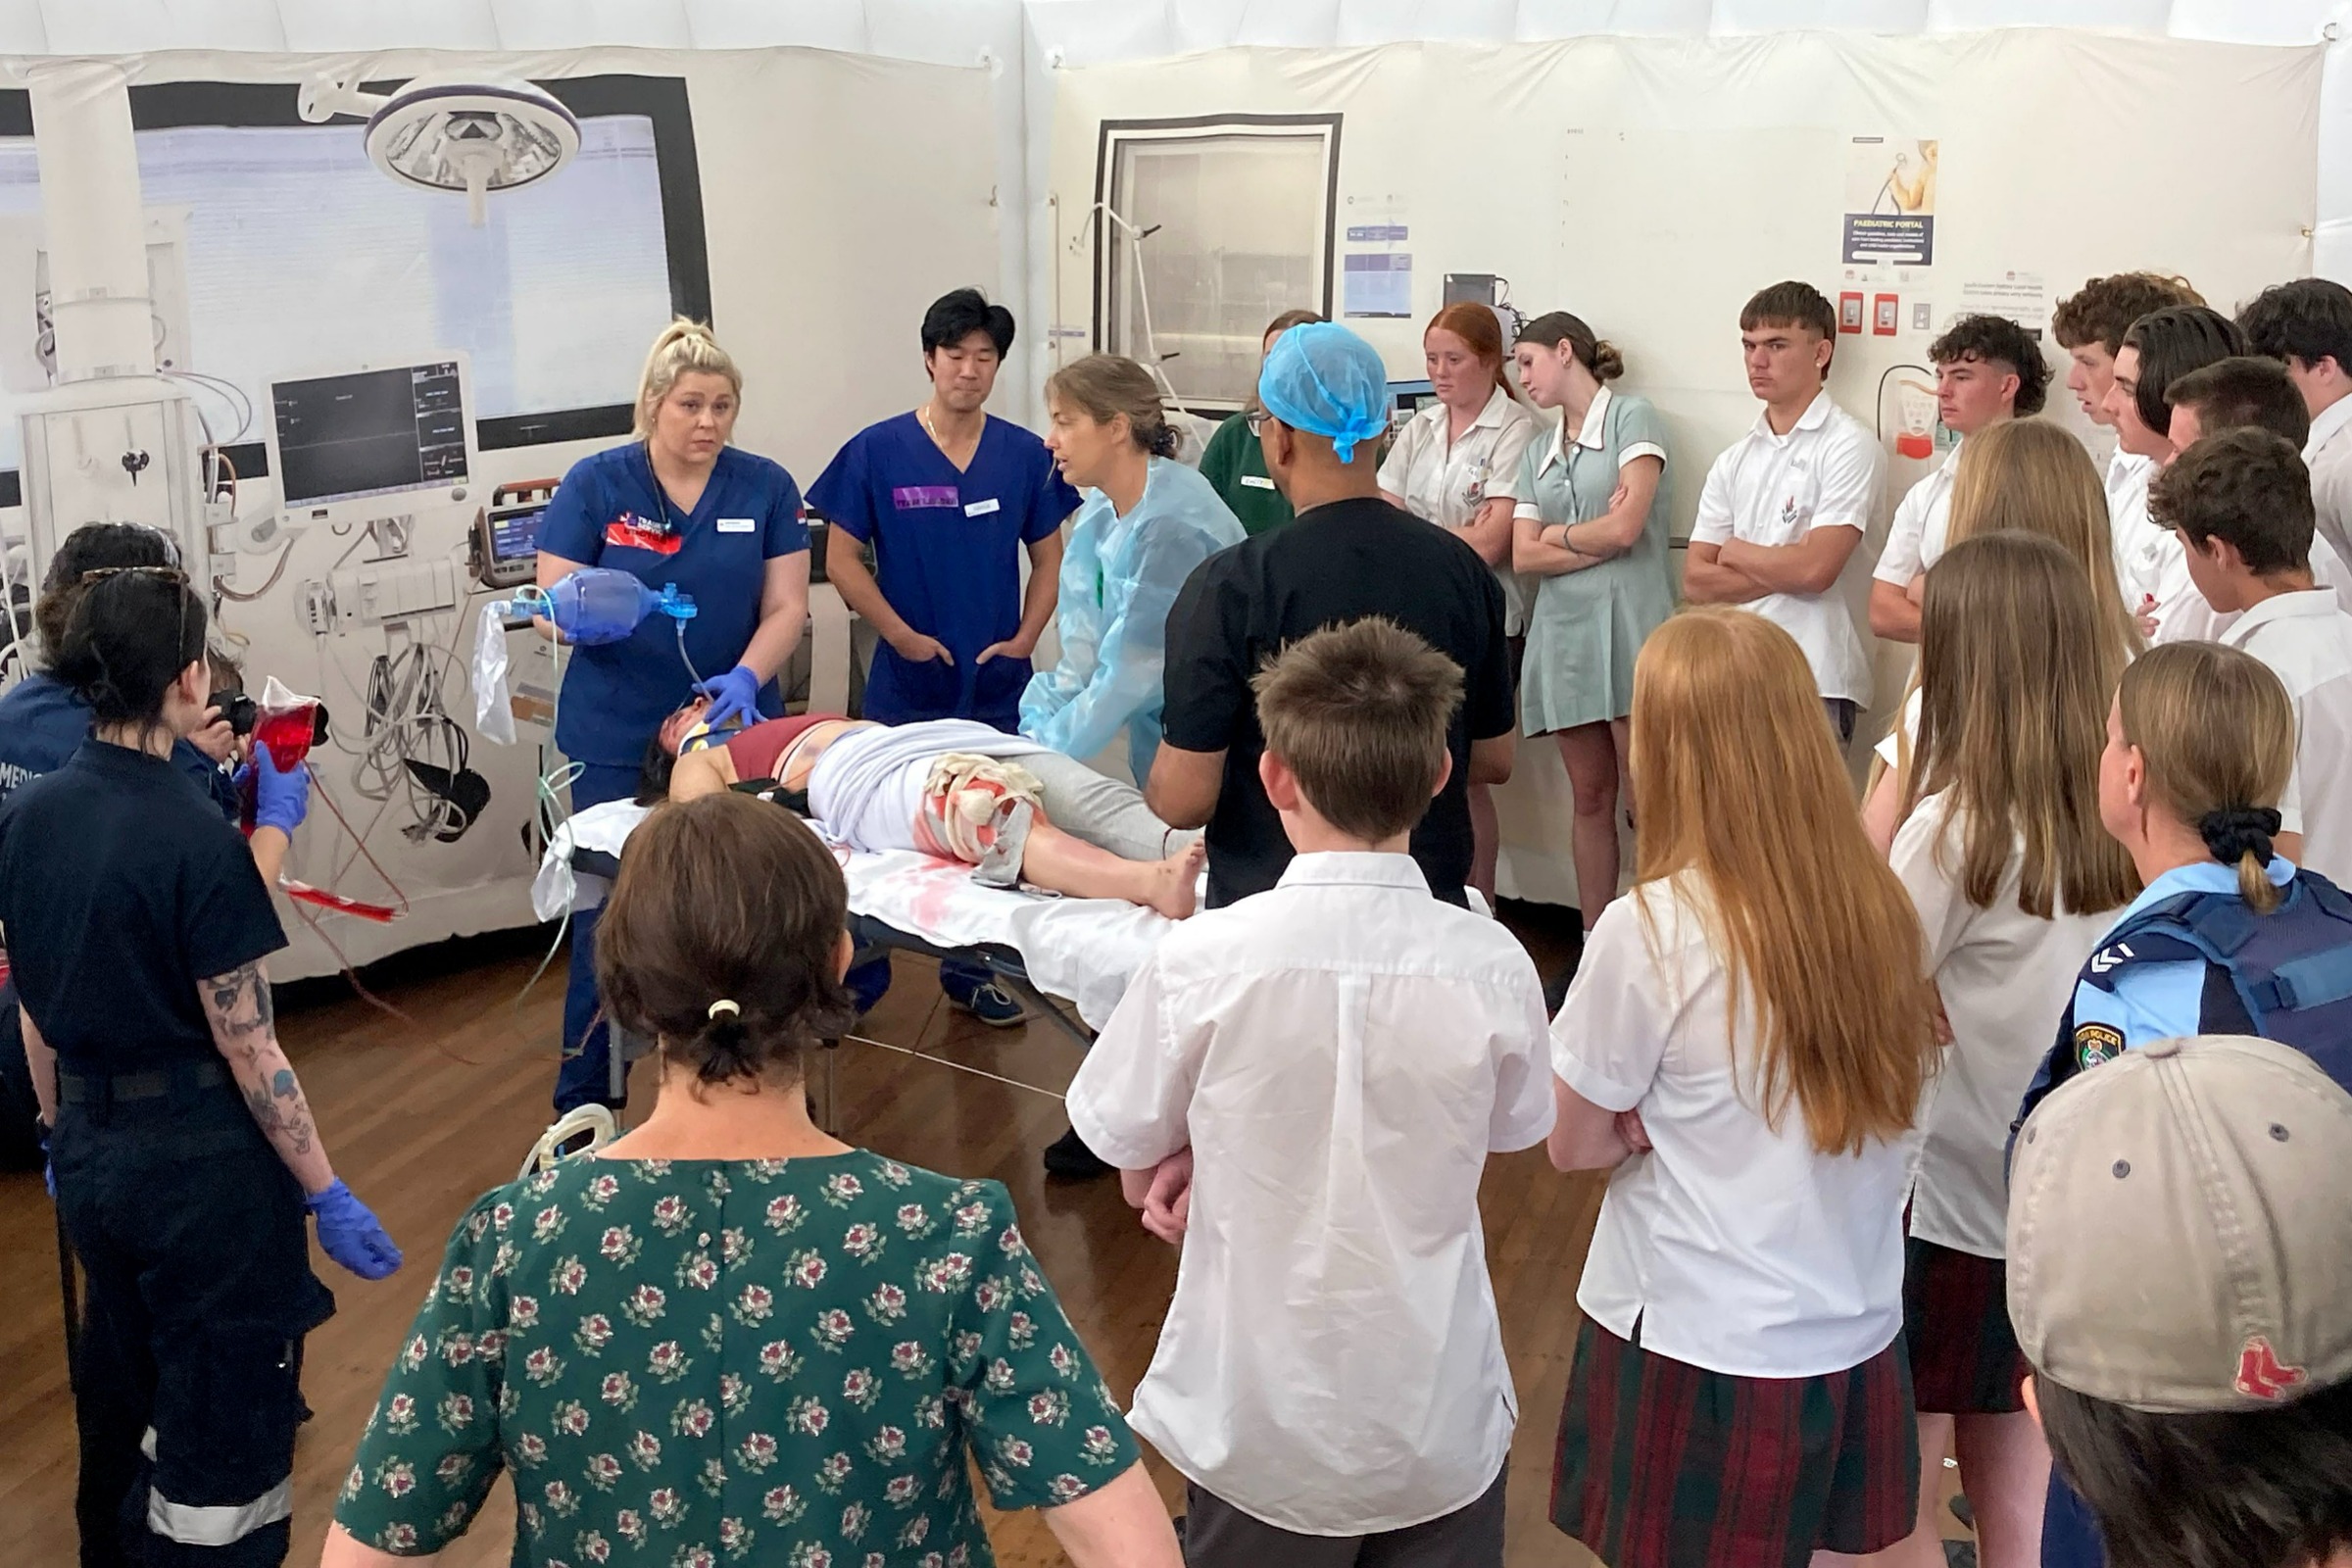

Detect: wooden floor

[0,912,1961,1567]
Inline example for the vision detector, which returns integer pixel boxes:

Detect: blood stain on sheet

[906,864,962,930]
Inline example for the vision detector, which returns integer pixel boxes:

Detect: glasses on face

[1245,410,1272,438]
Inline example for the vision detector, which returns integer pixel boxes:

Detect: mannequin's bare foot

[1148,841,1207,919]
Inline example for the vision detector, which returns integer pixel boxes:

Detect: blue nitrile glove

[235,744,310,835]
[693,663,762,732]
[40,1127,53,1200]
[306,1179,403,1279]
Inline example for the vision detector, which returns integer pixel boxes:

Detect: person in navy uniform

[810,288,1080,1025]
[0,523,239,814]
[2020,640,2352,1568]
[0,564,400,1567]
[0,523,241,1170]
[534,318,811,1113]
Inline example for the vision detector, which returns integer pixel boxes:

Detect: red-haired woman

[1380,301,1536,899]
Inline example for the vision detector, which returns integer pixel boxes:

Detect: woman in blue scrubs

[536,318,810,1111]
[810,289,1079,1025]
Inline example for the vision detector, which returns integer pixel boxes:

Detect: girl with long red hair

[1380,301,1536,898]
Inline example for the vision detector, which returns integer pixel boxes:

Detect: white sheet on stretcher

[533,799,1175,1031]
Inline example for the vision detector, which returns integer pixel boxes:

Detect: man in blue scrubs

[812,288,1079,1024]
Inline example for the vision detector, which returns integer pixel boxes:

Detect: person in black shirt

[0,524,244,1171]
[1151,321,1519,907]
[0,566,401,1567]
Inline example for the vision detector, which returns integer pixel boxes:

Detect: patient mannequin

[648,703,1204,919]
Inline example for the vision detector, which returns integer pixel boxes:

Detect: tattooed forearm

[203,962,274,1046]
[201,961,333,1194]
[241,1066,317,1156]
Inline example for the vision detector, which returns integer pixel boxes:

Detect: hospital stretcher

[533,799,1180,1108]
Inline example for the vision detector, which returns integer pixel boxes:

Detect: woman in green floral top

[323,793,1181,1568]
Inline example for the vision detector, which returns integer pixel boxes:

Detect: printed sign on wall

[1843,136,1936,266]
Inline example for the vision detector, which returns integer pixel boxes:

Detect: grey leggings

[1016,748,1198,862]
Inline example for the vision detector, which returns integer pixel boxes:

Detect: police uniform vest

[2024,867,2352,1127]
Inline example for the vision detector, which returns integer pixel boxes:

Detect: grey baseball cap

[2007,1034,2352,1413]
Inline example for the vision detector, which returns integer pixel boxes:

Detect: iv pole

[1067,200,1187,412]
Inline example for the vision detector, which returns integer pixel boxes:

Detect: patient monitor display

[269,359,471,515]
[476,503,545,589]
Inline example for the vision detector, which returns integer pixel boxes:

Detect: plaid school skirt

[1902,1235,2029,1415]
[1552,1316,1919,1568]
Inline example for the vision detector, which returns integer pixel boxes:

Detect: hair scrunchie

[2198,805,2282,868]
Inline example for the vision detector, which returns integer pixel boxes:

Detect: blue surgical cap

[1257,322,1392,465]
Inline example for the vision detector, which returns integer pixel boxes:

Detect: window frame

[1090,113,1343,413]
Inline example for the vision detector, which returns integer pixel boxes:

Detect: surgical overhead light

[298,73,579,225]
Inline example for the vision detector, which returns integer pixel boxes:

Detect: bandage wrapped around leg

[918,754,1045,887]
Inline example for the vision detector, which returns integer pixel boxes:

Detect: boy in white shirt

[2164,355,2310,457]
[2106,304,2246,641]
[2239,276,2352,567]
[1869,311,2050,642]
[2050,270,2205,608]
[2157,427,2352,887]
[1685,280,1885,742]
[1065,616,1554,1568]
[2162,356,2352,616]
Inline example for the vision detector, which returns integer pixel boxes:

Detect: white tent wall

[1041,27,2319,901]
[0,45,998,978]
[1010,0,2352,426]
[24,3,2352,412]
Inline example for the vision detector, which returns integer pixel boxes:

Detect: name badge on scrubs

[605,513,682,555]
[716,517,756,533]
[892,485,960,511]
[963,497,1002,517]
[1241,474,1276,490]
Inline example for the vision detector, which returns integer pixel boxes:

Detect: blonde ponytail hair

[2117,642,2297,913]
[635,318,742,439]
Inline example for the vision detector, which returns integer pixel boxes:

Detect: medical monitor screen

[271,362,469,508]
[490,506,544,567]
[1388,378,1437,430]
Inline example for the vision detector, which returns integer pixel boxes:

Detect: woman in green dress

[1509,312,1674,931]
[323,793,1181,1568]
[1197,308,1325,537]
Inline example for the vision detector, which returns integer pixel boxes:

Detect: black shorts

[1183,1464,1506,1568]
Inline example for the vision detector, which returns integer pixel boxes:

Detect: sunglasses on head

[78,565,189,586]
